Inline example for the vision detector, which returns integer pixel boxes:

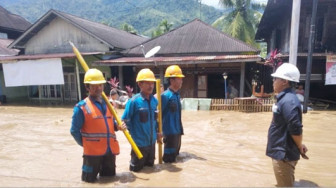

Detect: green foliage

[213,0,265,48]
[121,23,137,34]
[0,0,223,37]
[151,19,173,37]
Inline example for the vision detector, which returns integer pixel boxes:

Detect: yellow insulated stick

[69,41,143,159]
[156,79,163,164]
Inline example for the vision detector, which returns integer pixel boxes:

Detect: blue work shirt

[161,88,184,136]
[70,96,117,148]
[266,88,303,161]
[121,93,158,147]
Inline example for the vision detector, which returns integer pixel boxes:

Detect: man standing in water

[122,68,161,172]
[161,65,184,163]
[266,63,309,187]
[70,68,123,183]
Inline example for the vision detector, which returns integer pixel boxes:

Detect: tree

[121,23,137,34]
[151,19,173,37]
[212,0,265,47]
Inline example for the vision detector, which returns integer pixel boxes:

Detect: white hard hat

[271,63,300,82]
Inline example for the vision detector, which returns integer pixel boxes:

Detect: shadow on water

[294,179,319,187]
[176,152,207,163]
[97,172,138,184]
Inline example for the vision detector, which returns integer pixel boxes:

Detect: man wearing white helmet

[266,63,309,187]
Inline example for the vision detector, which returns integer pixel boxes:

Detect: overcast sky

[202,0,268,9]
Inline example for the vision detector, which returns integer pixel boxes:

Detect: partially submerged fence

[210,97,274,112]
[181,97,274,112]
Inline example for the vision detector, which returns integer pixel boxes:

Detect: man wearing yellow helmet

[121,68,162,172]
[161,65,184,163]
[70,68,122,182]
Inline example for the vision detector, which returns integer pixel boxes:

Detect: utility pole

[303,0,318,113]
[199,0,202,20]
[289,0,301,65]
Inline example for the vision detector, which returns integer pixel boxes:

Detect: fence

[210,97,274,112]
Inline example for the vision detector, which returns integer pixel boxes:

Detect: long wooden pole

[156,79,163,164]
[69,41,143,159]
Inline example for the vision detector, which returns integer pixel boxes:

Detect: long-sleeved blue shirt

[266,88,303,161]
[161,88,183,136]
[70,97,117,147]
[121,93,158,147]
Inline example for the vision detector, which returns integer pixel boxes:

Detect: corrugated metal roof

[9,9,147,50]
[124,19,259,57]
[0,52,104,63]
[94,54,261,66]
[0,6,31,32]
[0,39,18,56]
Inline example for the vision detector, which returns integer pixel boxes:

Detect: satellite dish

[144,46,161,58]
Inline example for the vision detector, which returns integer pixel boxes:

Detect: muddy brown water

[0,105,335,187]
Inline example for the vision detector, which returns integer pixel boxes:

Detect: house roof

[9,9,147,50]
[94,54,261,66]
[0,6,31,32]
[255,0,292,41]
[123,19,259,57]
[0,51,104,63]
[0,39,19,56]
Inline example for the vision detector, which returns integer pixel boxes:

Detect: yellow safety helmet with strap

[164,65,185,78]
[84,68,106,84]
[136,68,156,82]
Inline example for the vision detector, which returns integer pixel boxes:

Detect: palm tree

[151,19,173,37]
[121,23,137,34]
[212,0,264,47]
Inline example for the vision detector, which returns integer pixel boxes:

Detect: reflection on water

[0,106,335,187]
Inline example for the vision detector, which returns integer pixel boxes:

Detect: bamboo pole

[69,41,143,159]
[156,79,163,164]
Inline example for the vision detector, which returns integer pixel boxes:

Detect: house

[0,9,147,104]
[0,5,31,103]
[255,0,336,102]
[94,19,261,99]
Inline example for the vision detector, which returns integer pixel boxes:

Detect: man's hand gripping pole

[69,41,143,159]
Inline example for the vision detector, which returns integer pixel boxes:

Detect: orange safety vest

[81,98,120,156]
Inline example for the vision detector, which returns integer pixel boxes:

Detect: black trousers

[81,151,116,182]
[163,134,181,163]
[129,144,155,172]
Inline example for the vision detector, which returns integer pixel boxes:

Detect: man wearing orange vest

[71,68,123,183]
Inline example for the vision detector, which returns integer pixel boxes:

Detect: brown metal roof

[124,19,259,57]
[0,6,31,32]
[0,52,104,63]
[94,54,261,66]
[0,39,18,56]
[9,9,147,50]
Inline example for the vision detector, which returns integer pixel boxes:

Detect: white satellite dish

[144,46,161,58]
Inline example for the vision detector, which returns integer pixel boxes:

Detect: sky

[202,0,268,9]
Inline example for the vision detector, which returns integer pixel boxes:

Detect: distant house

[95,19,261,98]
[255,0,336,101]
[0,5,31,103]
[0,6,31,40]
[0,9,147,104]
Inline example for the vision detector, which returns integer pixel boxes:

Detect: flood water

[0,105,335,187]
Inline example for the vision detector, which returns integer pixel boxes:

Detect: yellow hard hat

[136,68,156,82]
[164,65,185,78]
[84,68,106,84]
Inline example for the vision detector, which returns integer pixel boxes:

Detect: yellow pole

[156,79,163,164]
[69,41,143,159]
